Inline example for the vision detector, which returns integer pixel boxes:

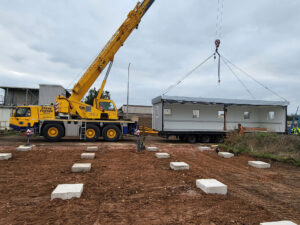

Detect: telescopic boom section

[69,0,155,103]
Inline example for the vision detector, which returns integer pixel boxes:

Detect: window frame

[218,110,224,119]
[268,111,275,120]
[244,111,250,120]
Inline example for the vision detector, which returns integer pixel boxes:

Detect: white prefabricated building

[152,96,288,136]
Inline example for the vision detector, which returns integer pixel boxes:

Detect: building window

[164,108,171,115]
[244,112,250,119]
[268,111,275,120]
[193,110,200,118]
[218,111,224,119]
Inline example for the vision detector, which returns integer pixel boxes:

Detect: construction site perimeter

[0,136,299,225]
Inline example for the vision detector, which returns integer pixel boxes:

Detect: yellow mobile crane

[9,0,155,142]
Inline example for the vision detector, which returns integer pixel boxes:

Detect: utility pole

[127,63,131,119]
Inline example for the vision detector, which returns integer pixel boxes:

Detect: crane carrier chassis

[11,116,137,142]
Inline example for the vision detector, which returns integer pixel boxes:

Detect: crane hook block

[215,39,221,50]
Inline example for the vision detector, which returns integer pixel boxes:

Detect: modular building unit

[152,96,289,143]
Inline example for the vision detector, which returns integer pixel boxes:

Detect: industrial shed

[152,96,289,142]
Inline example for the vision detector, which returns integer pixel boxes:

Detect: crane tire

[85,124,100,142]
[102,125,121,142]
[43,123,64,142]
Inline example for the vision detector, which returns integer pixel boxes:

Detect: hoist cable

[162,53,214,95]
[215,0,224,38]
[221,55,288,102]
[221,57,256,99]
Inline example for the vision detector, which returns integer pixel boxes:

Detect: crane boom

[69,0,155,103]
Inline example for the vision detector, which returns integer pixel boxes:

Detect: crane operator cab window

[99,102,115,112]
[14,107,31,117]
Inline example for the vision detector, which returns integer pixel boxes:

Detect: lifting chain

[214,39,221,83]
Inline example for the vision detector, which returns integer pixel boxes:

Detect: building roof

[120,104,152,108]
[152,95,289,107]
[0,86,39,90]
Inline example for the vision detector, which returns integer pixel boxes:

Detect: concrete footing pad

[81,153,95,159]
[260,221,297,225]
[198,146,211,151]
[86,146,98,152]
[16,145,32,151]
[218,152,234,158]
[248,161,271,169]
[196,179,227,195]
[0,153,12,160]
[71,163,91,172]
[51,184,83,200]
[170,162,189,170]
[147,147,158,151]
[155,153,170,158]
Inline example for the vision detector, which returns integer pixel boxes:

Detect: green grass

[220,133,300,166]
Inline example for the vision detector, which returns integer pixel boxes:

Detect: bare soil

[0,135,299,225]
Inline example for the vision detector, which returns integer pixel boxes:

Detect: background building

[118,104,152,128]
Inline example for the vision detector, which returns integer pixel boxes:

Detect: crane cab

[9,105,55,131]
[96,99,118,120]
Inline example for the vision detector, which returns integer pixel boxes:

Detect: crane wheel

[201,135,210,143]
[43,123,64,142]
[187,135,197,143]
[102,125,121,142]
[85,124,100,142]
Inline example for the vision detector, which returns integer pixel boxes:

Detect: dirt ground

[0,135,299,225]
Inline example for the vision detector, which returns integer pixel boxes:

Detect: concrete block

[147,147,158,151]
[51,184,83,200]
[260,221,297,225]
[86,146,98,152]
[170,162,189,170]
[198,146,211,151]
[81,153,95,159]
[248,161,271,169]
[196,179,227,195]
[211,145,218,148]
[0,153,12,160]
[218,152,234,158]
[16,145,32,151]
[155,153,170,159]
[71,163,91,173]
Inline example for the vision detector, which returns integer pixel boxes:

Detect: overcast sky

[0,0,299,113]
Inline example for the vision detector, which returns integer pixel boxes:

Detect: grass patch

[221,132,300,166]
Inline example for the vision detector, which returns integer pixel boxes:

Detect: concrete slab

[196,179,227,195]
[51,184,83,200]
[170,162,189,170]
[71,163,91,173]
[16,145,32,151]
[155,153,170,159]
[248,161,271,169]
[81,153,95,159]
[211,145,219,148]
[260,221,297,225]
[198,146,211,151]
[86,146,98,152]
[218,152,234,158]
[0,153,12,160]
[147,147,158,152]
